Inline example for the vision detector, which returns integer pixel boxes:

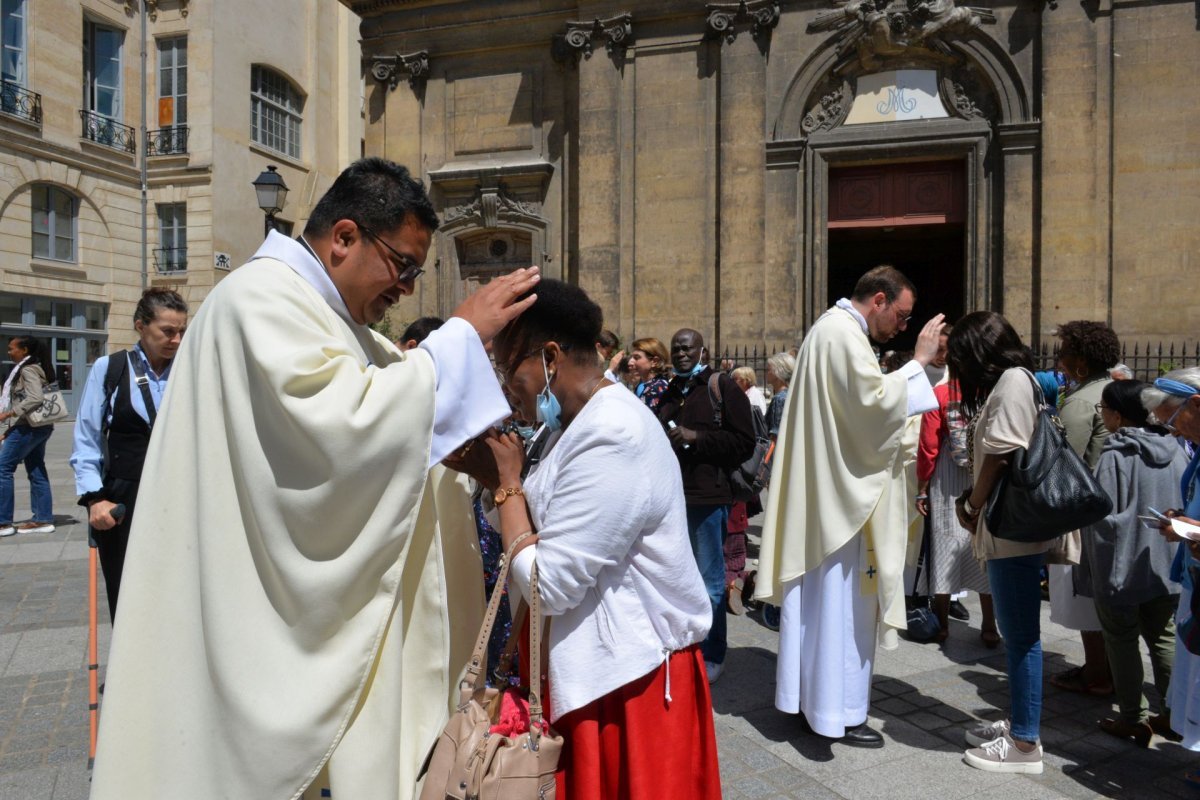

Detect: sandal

[980,629,1001,649]
[1049,666,1113,696]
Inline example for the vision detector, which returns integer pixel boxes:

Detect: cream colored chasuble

[91,241,493,799]
[754,305,934,634]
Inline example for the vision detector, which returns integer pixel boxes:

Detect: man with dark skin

[658,328,756,684]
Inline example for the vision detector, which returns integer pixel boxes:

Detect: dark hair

[1102,379,1152,428]
[597,329,620,351]
[9,336,54,381]
[851,264,916,303]
[1057,320,1120,378]
[400,316,444,346]
[494,279,603,368]
[134,287,188,326]
[946,311,1035,416]
[304,158,439,238]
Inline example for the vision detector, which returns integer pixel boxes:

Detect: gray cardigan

[6,363,47,425]
[1080,426,1188,605]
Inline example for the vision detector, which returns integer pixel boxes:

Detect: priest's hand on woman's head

[451,267,541,344]
[913,313,947,367]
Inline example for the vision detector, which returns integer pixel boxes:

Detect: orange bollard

[87,540,99,768]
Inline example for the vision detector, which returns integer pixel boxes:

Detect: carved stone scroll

[443,184,542,231]
[705,1,781,43]
[552,13,634,64]
[368,50,430,92]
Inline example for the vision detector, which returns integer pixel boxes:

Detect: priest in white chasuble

[754,265,944,748]
[90,159,540,800]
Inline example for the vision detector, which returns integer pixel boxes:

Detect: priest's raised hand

[452,266,541,344]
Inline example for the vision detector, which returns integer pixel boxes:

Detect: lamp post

[252,165,289,237]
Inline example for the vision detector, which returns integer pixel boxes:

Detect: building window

[250,65,302,159]
[31,185,76,262]
[156,202,187,273]
[1,0,27,86]
[84,19,123,120]
[157,36,186,126]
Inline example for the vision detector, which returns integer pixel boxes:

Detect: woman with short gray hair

[1140,366,1200,759]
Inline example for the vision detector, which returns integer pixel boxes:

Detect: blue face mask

[535,353,563,432]
[672,361,706,379]
[515,424,536,442]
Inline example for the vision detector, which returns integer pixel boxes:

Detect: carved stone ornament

[368,51,430,92]
[706,1,782,43]
[443,185,542,231]
[950,81,982,119]
[808,0,996,73]
[801,84,851,133]
[552,13,634,64]
[140,0,189,19]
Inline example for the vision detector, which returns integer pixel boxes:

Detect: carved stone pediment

[809,0,996,74]
[367,50,430,92]
[443,185,543,231]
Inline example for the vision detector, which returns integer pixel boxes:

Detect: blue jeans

[687,504,728,665]
[987,552,1045,742]
[0,424,54,525]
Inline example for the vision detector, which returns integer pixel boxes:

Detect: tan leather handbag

[419,535,561,800]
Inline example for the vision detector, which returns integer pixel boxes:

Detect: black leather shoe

[841,722,885,748]
[948,600,971,621]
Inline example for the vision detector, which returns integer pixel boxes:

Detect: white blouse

[510,384,712,722]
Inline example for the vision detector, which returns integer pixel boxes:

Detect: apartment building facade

[0,0,363,411]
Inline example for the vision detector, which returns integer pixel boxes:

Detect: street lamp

[252,165,289,236]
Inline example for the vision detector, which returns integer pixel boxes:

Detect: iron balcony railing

[0,80,42,125]
[147,125,189,156]
[154,246,188,274]
[79,109,136,154]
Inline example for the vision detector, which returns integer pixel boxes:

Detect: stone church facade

[346,0,1199,354]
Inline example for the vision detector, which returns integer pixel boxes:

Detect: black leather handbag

[983,371,1113,543]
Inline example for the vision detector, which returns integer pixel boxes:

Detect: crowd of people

[1,156,1198,798]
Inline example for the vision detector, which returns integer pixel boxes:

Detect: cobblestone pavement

[1,424,1197,798]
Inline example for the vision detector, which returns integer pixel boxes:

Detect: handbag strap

[460,531,534,701]
[527,559,547,748]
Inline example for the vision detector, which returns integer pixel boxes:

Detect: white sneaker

[965,718,1010,747]
[0,524,15,537]
[963,733,1043,774]
[705,661,724,684]
[17,522,55,535]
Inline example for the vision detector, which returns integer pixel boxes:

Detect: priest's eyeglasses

[360,224,425,283]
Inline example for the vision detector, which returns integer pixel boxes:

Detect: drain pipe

[139,0,148,290]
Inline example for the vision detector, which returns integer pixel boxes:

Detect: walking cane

[88,503,124,769]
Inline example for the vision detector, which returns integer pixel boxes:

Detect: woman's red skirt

[549,645,722,800]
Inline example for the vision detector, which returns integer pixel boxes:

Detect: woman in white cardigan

[456,278,720,800]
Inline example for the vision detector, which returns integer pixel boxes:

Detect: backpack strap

[100,351,129,437]
[707,372,724,427]
[127,352,159,428]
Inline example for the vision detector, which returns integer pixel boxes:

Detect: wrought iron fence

[1034,340,1200,381]
[712,339,1200,385]
[710,343,796,381]
[79,109,136,154]
[0,80,42,125]
[154,247,188,274]
[147,125,189,156]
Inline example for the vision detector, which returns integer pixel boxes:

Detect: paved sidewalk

[1,424,1197,798]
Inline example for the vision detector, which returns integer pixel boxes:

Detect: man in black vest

[70,288,188,622]
[657,328,756,684]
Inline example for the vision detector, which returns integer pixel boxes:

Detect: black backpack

[707,374,774,502]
